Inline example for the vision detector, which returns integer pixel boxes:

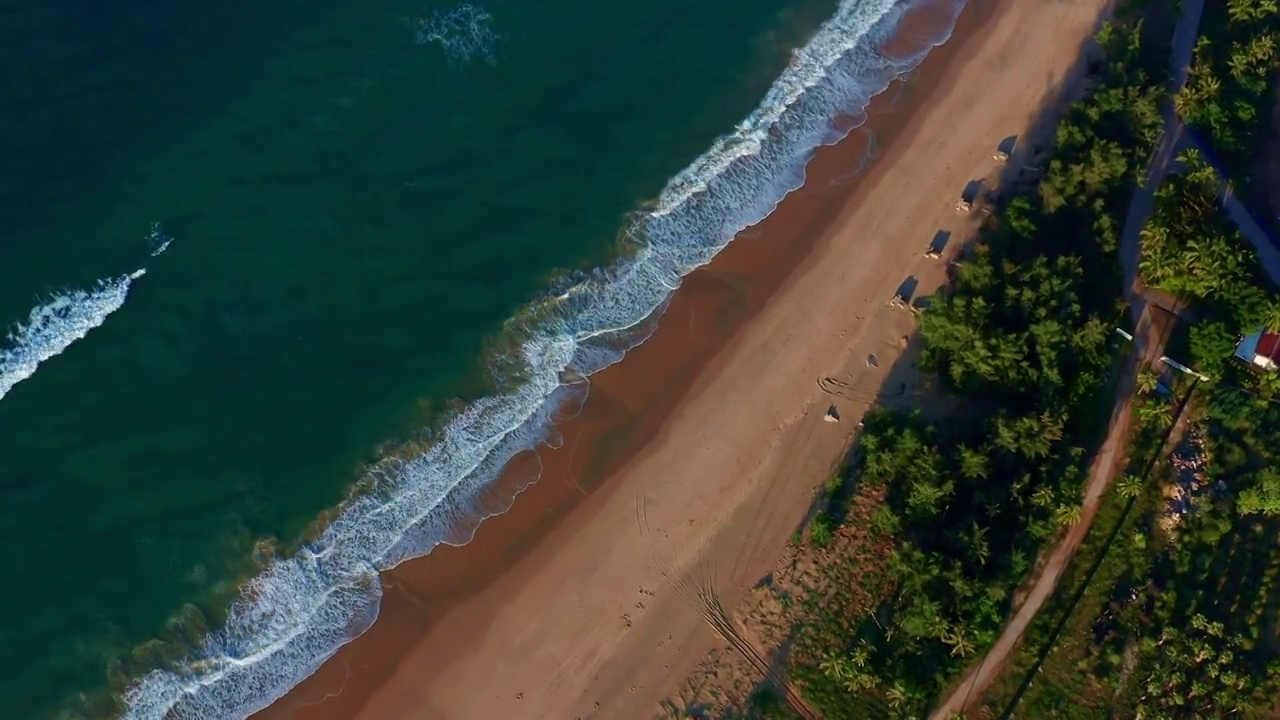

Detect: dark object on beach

[996,134,1018,160]
[824,405,840,423]
[955,179,984,214]
[925,229,951,259]
[867,353,879,368]
[888,276,918,309]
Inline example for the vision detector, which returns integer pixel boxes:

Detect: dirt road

[927,306,1172,719]
[928,1,1205,716]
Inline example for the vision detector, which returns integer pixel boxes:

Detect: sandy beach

[257,0,1112,718]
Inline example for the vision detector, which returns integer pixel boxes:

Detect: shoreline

[257,1,983,716]
[254,0,1113,716]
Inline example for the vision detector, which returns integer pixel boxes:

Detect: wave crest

[0,223,171,404]
[121,0,964,716]
[0,270,146,402]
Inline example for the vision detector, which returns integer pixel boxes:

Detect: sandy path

[347,2,1112,718]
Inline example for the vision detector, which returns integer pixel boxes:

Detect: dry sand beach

[258,0,1113,717]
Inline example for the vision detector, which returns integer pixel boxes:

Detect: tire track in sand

[636,494,820,720]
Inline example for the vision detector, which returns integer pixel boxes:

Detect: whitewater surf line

[120,0,967,717]
[0,227,172,403]
[0,270,147,402]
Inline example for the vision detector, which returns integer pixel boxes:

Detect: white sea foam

[148,222,174,258]
[120,0,965,716]
[413,3,499,65]
[0,270,147,402]
[0,224,172,403]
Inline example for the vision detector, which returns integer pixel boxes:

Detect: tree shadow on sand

[653,14,1122,719]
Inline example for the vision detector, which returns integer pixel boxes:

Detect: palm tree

[1138,227,1180,286]
[1054,503,1083,527]
[1186,68,1222,107]
[1228,46,1254,80]
[1038,410,1065,444]
[1116,473,1145,499]
[1025,434,1054,461]
[1186,162,1221,195]
[947,568,974,601]
[1228,0,1258,23]
[958,446,991,480]
[1135,401,1170,429]
[1248,34,1277,63]
[821,651,876,692]
[1032,485,1056,509]
[885,683,909,711]
[942,626,976,657]
[1010,548,1029,575]
[1228,0,1280,22]
[968,522,991,567]
[1137,368,1161,395]
[1261,300,1280,332]
[994,414,1022,456]
[907,479,949,518]
[848,642,872,668]
[1029,517,1055,539]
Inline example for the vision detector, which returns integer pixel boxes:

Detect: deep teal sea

[0,0,955,717]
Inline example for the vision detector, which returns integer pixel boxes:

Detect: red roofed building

[1235,330,1280,371]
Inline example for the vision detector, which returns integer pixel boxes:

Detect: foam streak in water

[148,222,174,257]
[413,4,499,65]
[121,0,966,716]
[0,270,146,401]
[0,224,172,403]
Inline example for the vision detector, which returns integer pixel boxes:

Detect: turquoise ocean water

[0,0,960,717]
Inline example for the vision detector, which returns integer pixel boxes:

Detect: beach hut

[925,230,949,259]
[1234,330,1280,372]
[995,135,1017,164]
[888,276,918,311]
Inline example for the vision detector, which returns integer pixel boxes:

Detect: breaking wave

[0,272,146,402]
[0,226,171,403]
[120,0,964,717]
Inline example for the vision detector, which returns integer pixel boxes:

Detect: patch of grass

[808,513,834,548]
